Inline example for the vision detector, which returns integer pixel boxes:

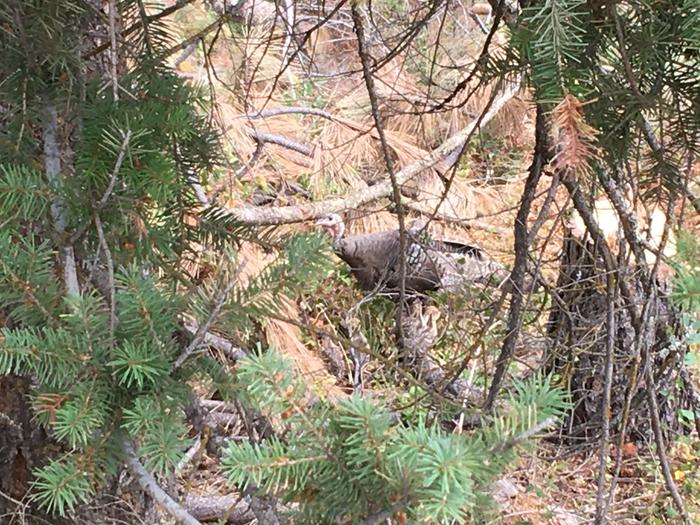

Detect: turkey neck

[330,220,346,249]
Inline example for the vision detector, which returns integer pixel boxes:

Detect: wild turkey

[315,213,509,293]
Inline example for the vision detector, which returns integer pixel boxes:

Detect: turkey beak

[315,218,333,237]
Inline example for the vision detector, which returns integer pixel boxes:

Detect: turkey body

[334,227,507,293]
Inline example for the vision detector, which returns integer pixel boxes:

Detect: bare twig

[485,106,549,411]
[499,416,558,450]
[281,0,297,98]
[645,365,692,524]
[108,0,119,101]
[594,257,617,524]
[419,77,522,231]
[595,13,691,515]
[175,433,203,474]
[173,260,247,370]
[182,320,247,361]
[240,106,335,121]
[351,3,408,345]
[160,18,224,61]
[98,130,133,210]
[402,200,510,234]
[527,171,560,245]
[94,213,116,341]
[245,128,313,157]
[122,439,202,525]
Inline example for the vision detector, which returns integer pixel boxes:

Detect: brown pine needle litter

[551,94,601,176]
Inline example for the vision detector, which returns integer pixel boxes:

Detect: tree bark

[0,376,63,523]
[545,232,695,443]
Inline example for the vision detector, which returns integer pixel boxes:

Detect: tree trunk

[545,232,696,444]
[0,376,67,523]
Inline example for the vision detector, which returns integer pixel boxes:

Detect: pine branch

[82,0,197,59]
[69,129,132,245]
[122,439,202,525]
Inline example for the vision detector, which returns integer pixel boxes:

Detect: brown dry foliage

[551,94,600,175]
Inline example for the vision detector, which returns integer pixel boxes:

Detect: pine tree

[223,352,567,524]
[0,0,332,518]
[483,0,699,519]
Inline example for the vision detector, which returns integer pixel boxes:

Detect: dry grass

[235,242,346,398]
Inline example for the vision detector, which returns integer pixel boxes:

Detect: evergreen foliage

[0,0,334,516]
[223,352,568,524]
[672,231,700,312]
[500,0,699,187]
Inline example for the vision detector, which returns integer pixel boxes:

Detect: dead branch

[44,100,80,297]
[403,200,510,234]
[485,105,550,411]
[245,128,313,157]
[183,321,248,361]
[645,365,691,524]
[122,439,202,525]
[500,416,558,450]
[175,433,203,474]
[216,82,520,225]
[108,0,119,101]
[174,260,247,370]
[594,245,617,525]
[94,213,116,340]
[240,106,335,121]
